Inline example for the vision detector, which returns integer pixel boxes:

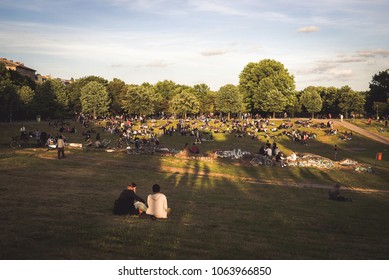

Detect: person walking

[57,135,65,159]
[334,144,338,160]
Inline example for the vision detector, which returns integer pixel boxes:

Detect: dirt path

[333,120,389,145]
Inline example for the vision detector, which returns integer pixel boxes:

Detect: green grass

[0,119,388,259]
[347,118,389,137]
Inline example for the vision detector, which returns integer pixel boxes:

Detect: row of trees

[1,60,388,122]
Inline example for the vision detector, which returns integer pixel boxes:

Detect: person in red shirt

[190,143,200,154]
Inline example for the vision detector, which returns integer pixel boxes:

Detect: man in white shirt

[146,184,170,219]
[57,135,65,159]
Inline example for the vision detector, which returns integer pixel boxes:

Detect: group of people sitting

[258,141,298,167]
[113,183,171,220]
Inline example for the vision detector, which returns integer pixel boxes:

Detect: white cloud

[355,49,389,58]
[297,25,320,33]
[200,49,229,56]
[143,60,171,68]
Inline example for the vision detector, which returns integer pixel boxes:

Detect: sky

[1,0,388,91]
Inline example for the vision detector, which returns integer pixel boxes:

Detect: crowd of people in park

[15,111,389,166]
[17,113,369,222]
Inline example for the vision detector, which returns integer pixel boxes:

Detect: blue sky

[1,0,388,91]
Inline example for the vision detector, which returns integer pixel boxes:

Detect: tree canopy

[338,86,366,117]
[239,59,296,114]
[169,88,200,118]
[1,60,387,121]
[300,87,323,119]
[80,81,111,118]
[366,69,389,115]
[215,84,242,119]
[121,84,156,116]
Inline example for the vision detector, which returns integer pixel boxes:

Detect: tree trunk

[311,112,315,119]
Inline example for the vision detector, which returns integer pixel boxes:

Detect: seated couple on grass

[183,143,200,155]
[113,183,170,219]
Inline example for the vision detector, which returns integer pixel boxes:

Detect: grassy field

[347,118,389,138]
[0,119,388,259]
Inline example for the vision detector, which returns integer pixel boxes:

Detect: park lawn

[347,119,389,138]
[0,148,388,259]
[0,119,388,259]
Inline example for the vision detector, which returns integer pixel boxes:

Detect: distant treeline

[1,60,388,122]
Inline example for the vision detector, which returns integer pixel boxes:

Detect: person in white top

[57,135,65,159]
[286,151,297,162]
[146,184,170,219]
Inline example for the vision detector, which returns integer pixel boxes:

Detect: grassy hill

[0,118,388,259]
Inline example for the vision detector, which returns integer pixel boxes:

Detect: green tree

[0,61,35,121]
[108,78,126,115]
[369,69,389,102]
[34,80,69,118]
[34,81,58,119]
[169,88,200,118]
[300,87,323,119]
[286,93,301,117]
[153,80,179,115]
[80,81,111,118]
[262,89,288,118]
[202,90,217,115]
[250,77,288,118]
[193,83,211,114]
[0,80,19,122]
[121,84,156,116]
[318,86,340,116]
[67,76,108,113]
[366,69,389,115]
[338,86,366,118]
[17,85,35,119]
[51,79,69,116]
[18,85,35,106]
[239,59,296,113]
[215,84,242,119]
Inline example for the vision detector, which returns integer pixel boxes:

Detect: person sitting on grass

[190,143,200,154]
[264,146,272,157]
[276,151,287,167]
[286,151,297,162]
[146,184,170,219]
[113,183,147,215]
[328,184,352,202]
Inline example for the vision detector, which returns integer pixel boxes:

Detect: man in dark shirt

[329,184,352,202]
[113,183,147,215]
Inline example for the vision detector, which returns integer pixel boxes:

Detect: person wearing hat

[113,183,147,215]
